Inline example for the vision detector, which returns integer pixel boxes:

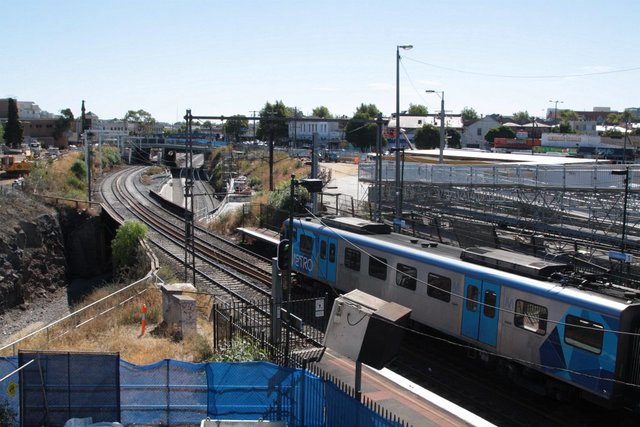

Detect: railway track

[387,328,638,426]
[98,165,325,349]
[99,166,271,304]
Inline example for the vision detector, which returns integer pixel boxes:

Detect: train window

[564,315,604,354]
[514,300,548,335]
[368,256,387,281]
[396,263,417,291]
[466,286,479,312]
[329,243,336,263]
[344,247,361,271]
[483,290,497,318]
[300,235,313,255]
[427,273,451,303]
[320,240,327,260]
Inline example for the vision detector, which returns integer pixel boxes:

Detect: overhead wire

[403,56,640,79]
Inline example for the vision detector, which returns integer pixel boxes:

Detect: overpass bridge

[113,135,221,165]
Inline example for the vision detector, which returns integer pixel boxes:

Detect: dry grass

[7,285,216,364]
[246,154,310,206]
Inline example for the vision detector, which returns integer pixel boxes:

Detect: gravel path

[0,286,71,349]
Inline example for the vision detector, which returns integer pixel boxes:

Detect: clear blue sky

[3,0,639,123]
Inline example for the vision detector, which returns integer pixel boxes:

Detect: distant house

[461,116,501,149]
[288,118,345,144]
[386,114,463,147]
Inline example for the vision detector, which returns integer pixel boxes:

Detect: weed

[213,337,269,362]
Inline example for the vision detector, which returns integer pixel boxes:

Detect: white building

[16,101,56,119]
[569,120,598,135]
[461,116,501,150]
[288,119,344,142]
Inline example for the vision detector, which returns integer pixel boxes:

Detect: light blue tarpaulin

[1,356,404,427]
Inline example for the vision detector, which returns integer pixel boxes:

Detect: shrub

[267,179,310,213]
[111,221,149,277]
[249,175,261,188]
[190,334,215,362]
[70,160,87,180]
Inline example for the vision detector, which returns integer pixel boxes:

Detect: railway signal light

[277,239,291,271]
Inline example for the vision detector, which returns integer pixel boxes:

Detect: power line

[404,56,640,79]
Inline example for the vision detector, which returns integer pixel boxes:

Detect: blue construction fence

[0,353,406,427]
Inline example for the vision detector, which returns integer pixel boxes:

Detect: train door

[461,277,501,347]
[317,235,337,285]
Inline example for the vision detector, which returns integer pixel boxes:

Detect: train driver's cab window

[300,234,313,255]
[427,273,451,303]
[344,247,361,271]
[396,263,417,291]
[514,300,548,335]
[564,315,604,354]
[466,285,479,312]
[320,240,327,260]
[368,256,387,281]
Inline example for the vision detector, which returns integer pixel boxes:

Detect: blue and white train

[284,216,640,409]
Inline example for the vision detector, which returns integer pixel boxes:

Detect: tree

[124,109,156,135]
[345,103,380,151]
[413,124,440,149]
[4,98,23,148]
[53,108,75,145]
[461,107,478,124]
[408,104,428,115]
[512,111,530,123]
[559,110,579,122]
[312,106,331,118]
[606,113,622,125]
[558,122,573,134]
[0,123,4,145]
[256,101,290,143]
[446,128,462,149]
[223,115,249,142]
[484,125,516,143]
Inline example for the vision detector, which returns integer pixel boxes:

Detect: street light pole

[426,90,445,163]
[395,44,412,232]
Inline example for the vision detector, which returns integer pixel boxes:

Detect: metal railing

[359,161,640,191]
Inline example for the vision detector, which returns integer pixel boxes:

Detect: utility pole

[183,110,196,285]
[82,101,92,202]
[250,110,258,140]
[376,113,383,222]
[268,112,275,191]
[439,94,445,163]
[293,107,297,151]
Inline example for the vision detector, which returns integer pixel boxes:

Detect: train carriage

[284,215,640,409]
